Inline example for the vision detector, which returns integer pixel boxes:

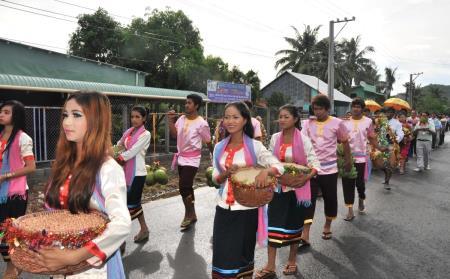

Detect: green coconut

[154,169,168,185]
[145,171,155,186]
[157,166,167,172]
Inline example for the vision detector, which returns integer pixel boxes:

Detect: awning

[0,74,208,101]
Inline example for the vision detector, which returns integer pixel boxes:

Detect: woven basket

[231,167,276,207]
[371,157,385,169]
[6,210,108,275]
[281,163,312,188]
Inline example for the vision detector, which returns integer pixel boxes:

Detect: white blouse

[64,158,131,278]
[212,139,284,211]
[268,132,320,192]
[118,130,151,177]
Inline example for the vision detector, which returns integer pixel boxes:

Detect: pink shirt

[343,117,375,163]
[302,116,349,175]
[175,115,211,167]
[251,117,262,138]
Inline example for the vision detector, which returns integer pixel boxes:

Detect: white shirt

[212,139,284,211]
[269,132,320,192]
[82,158,131,276]
[118,130,151,176]
[388,118,404,143]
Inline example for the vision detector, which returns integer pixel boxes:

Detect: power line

[52,0,134,21]
[0,2,77,23]
[2,1,279,59]
[1,0,76,18]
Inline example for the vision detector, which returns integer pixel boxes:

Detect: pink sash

[273,128,311,207]
[119,126,146,187]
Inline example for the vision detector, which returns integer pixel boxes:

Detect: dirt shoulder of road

[27,160,212,213]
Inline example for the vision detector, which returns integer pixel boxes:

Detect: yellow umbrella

[365,99,382,112]
[384,98,411,111]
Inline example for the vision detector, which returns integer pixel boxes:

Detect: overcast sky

[1,0,449,94]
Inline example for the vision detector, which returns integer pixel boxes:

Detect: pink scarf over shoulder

[273,128,311,207]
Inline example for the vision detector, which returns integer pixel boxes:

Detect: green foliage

[384,67,397,98]
[69,8,124,63]
[68,8,260,96]
[267,91,291,108]
[275,26,378,94]
[336,144,357,179]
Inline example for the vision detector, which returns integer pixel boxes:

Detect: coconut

[145,171,155,186]
[154,169,168,185]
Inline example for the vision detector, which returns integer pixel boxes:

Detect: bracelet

[3,172,14,179]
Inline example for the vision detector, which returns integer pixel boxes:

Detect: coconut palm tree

[275,25,321,75]
[385,67,397,98]
[340,36,376,92]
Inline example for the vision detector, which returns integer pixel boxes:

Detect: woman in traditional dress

[398,112,412,174]
[255,105,319,278]
[33,92,131,278]
[116,106,151,243]
[0,100,36,279]
[211,102,284,279]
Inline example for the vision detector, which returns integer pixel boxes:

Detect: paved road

[4,139,450,278]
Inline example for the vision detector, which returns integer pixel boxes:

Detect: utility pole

[409,72,423,108]
[328,17,355,114]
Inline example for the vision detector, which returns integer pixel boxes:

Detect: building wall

[0,40,145,86]
[261,74,311,110]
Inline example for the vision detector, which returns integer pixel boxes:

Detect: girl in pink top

[0,100,36,278]
[301,95,351,243]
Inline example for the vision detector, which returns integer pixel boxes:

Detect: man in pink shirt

[301,95,352,244]
[168,94,213,231]
[342,98,386,221]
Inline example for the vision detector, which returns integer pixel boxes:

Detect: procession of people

[0,92,448,279]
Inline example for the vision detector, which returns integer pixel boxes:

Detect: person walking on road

[116,106,151,244]
[342,98,385,221]
[0,100,36,279]
[300,95,352,242]
[255,105,319,278]
[211,102,283,279]
[414,112,435,172]
[168,94,213,231]
[41,92,130,278]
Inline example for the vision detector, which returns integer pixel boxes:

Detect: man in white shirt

[385,107,404,143]
[413,112,435,171]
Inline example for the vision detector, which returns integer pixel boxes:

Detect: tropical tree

[275,25,321,75]
[69,8,124,63]
[340,36,377,92]
[275,27,378,96]
[384,67,397,98]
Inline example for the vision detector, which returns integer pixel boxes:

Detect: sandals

[322,231,333,240]
[283,264,298,275]
[298,238,311,248]
[134,230,149,243]
[344,215,355,222]
[254,268,276,279]
[180,217,197,230]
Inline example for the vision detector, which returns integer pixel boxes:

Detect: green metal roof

[0,74,208,101]
[355,81,384,96]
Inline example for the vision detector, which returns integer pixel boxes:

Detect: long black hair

[224,102,254,139]
[0,100,26,157]
[279,104,301,129]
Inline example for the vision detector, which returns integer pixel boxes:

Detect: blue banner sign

[207,80,251,103]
